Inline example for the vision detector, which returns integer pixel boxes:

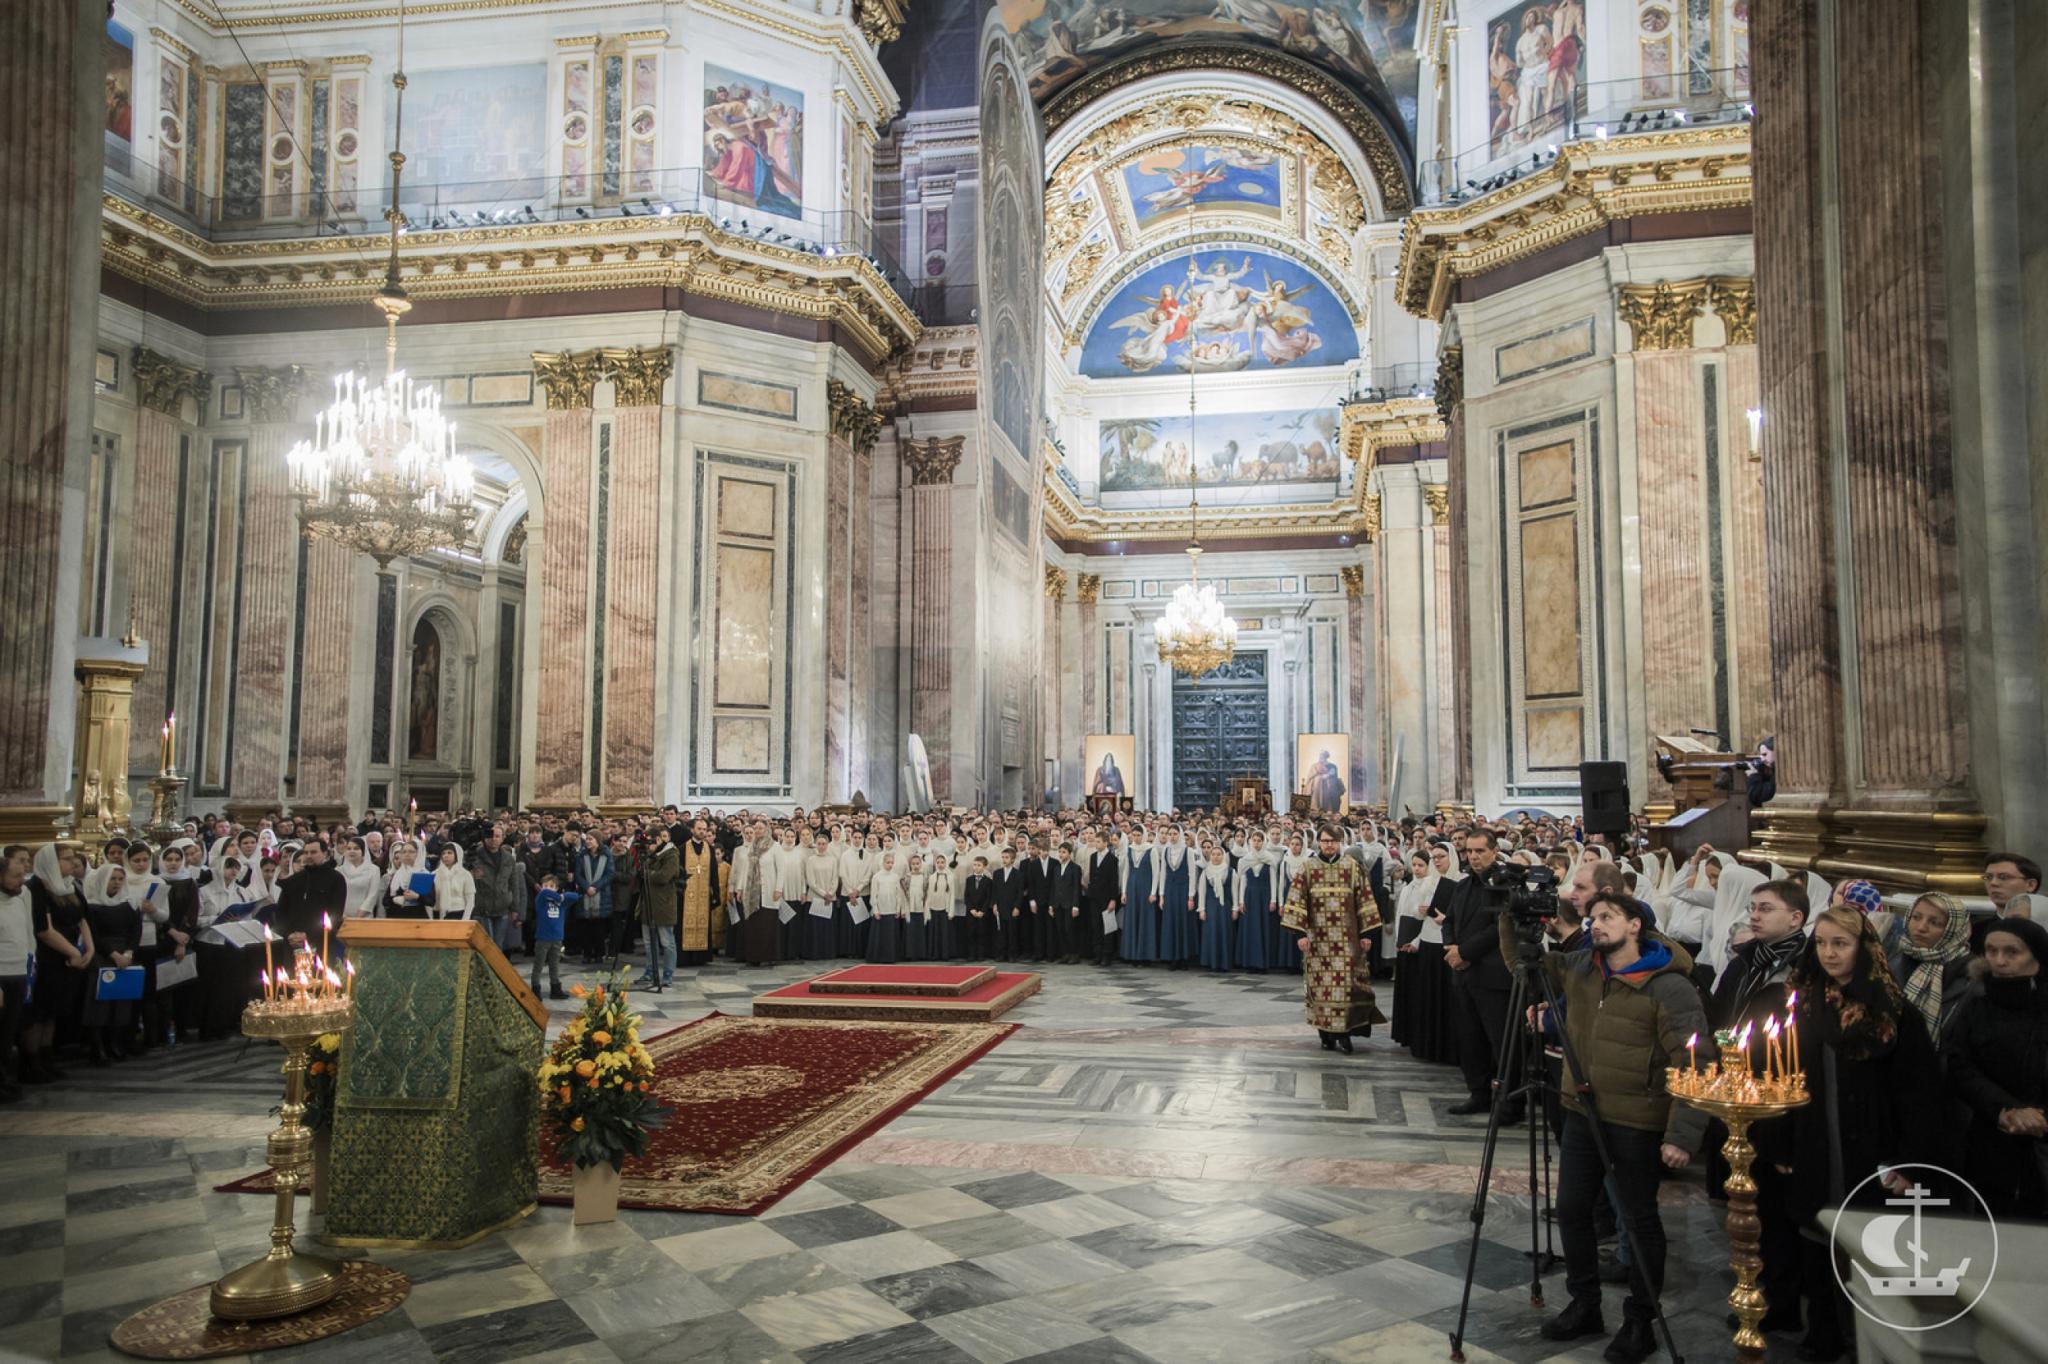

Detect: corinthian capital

[236,364,308,424]
[531,349,605,409]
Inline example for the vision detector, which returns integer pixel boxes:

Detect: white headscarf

[1697,863,1768,978]
[31,843,78,897]
[82,861,126,903]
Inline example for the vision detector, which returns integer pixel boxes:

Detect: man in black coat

[1084,829,1121,965]
[272,838,349,953]
[1433,828,1520,1120]
[1029,842,1061,963]
[963,856,996,959]
[991,847,1026,961]
[1049,842,1086,965]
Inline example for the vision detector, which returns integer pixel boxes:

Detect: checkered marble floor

[0,957,1808,1363]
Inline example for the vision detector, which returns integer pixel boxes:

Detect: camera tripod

[1446,922,1685,1364]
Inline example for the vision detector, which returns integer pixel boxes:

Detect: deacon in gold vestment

[1280,825,1386,1053]
[677,826,726,966]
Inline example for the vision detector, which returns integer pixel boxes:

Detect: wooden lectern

[1649,735,1755,857]
[324,920,547,1248]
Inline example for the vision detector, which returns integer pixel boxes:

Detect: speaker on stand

[1578,761,1631,840]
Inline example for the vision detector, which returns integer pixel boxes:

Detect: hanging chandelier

[1155,221,1238,679]
[286,30,474,568]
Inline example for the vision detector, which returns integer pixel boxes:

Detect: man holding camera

[1435,828,1520,1119]
[1534,889,1707,1363]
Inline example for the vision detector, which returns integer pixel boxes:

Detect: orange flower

[570,984,587,998]
[639,1081,650,1093]
[309,1061,325,1075]
[558,1085,572,1104]
[594,987,605,1001]
[574,1059,596,1078]
[591,1030,612,1046]
[571,1116,585,1132]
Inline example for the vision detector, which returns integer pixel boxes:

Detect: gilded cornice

[1339,564,1364,598]
[1339,395,1445,487]
[827,379,882,456]
[1394,124,1752,321]
[133,346,210,416]
[1433,344,1462,423]
[1076,573,1102,605]
[1042,462,1366,544]
[236,364,308,423]
[532,350,604,409]
[1044,565,1068,600]
[1362,492,1381,543]
[903,435,964,487]
[601,346,673,407]
[884,325,979,404]
[149,27,199,66]
[100,196,920,365]
[1041,44,1411,217]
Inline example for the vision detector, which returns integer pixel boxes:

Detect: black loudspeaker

[1578,761,1631,837]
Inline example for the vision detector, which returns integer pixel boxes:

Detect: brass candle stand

[210,961,354,1321]
[1668,1030,1809,1364]
[146,769,186,840]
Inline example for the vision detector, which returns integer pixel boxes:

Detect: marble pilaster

[848,437,875,802]
[904,435,962,804]
[1042,567,1065,801]
[125,351,207,777]
[599,347,670,806]
[1633,351,1716,798]
[1430,505,1456,813]
[1077,574,1100,735]
[1374,464,1432,814]
[0,0,102,843]
[531,350,602,807]
[1341,565,1370,802]
[293,539,356,813]
[227,365,308,814]
[823,380,879,806]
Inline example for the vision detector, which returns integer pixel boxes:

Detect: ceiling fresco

[997,0,1422,136]
[1078,245,1360,378]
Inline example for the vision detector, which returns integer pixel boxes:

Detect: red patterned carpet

[535,1012,1015,1214]
[752,970,1041,1022]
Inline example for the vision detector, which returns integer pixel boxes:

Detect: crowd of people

[0,802,2041,1360]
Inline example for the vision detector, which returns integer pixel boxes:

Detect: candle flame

[322,912,332,930]
[1765,1015,1779,1036]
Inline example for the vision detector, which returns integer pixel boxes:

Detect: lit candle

[1687,1032,1698,1074]
[1765,1016,1781,1082]
[263,924,276,987]
[408,797,417,833]
[1737,1021,1753,1073]
[160,717,172,771]
[1785,991,1800,1076]
[320,912,331,990]
[346,959,356,999]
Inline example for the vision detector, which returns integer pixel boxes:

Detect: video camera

[1477,861,1563,960]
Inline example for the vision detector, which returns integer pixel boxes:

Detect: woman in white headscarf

[1392,845,1459,1064]
[431,843,475,921]
[26,843,91,1080]
[1692,860,1769,982]
[80,861,141,1063]
[1657,847,1733,955]
[384,839,430,918]
[121,842,173,1051]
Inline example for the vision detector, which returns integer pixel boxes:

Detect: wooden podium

[1649,736,1755,857]
[324,920,547,1248]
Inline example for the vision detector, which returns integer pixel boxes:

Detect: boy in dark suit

[964,856,995,959]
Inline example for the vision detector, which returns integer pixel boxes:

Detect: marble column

[0,0,102,844]
[848,431,875,802]
[1437,347,1474,804]
[825,381,881,805]
[1632,349,1716,801]
[1752,0,1984,889]
[226,365,308,819]
[1428,485,1456,812]
[126,349,209,777]
[1077,574,1100,735]
[903,436,963,804]
[599,347,671,806]
[1042,566,1066,800]
[530,351,602,807]
[1341,564,1370,803]
[293,539,357,820]
[1375,465,1433,813]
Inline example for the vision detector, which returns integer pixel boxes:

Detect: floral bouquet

[297,1032,342,1132]
[537,977,666,1172]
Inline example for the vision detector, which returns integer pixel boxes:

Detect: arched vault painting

[1078,249,1358,378]
[1122,144,1284,227]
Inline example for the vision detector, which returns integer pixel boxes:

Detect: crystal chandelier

[1154,305,1238,678]
[285,31,475,568]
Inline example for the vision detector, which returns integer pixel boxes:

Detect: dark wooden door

[1170,652,1268,810]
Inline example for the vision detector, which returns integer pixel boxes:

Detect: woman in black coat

[1758,905,1946,1362]
[1944,917,2048,1220]
[1888,892,1975,1044]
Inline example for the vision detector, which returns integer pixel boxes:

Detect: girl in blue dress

[1195,840,1236,972]
[1234,831,1274,972]
[1154,828,1196,969]
[1121,828,1157,963]
[1275,833,1307,973]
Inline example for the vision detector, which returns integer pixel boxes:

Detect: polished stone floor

[0,958,1810,1363]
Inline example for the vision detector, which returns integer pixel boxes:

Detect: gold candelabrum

[1666,1005,1810,1364]
[147,718,185,839]
[210,926,356,1320]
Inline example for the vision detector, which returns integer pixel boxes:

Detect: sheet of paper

[154,953,199,990]
[848,898,871,924]
[727,903,742,925]
[1101,908,1120,934]
[809,895,834,920]
[777,903,796,924]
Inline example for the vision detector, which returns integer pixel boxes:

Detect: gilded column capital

[600,346,674,407]
[1340,564,1365,598]
[828,379,883,457]
[1044,565,1068,600]
[904,435,964,486]
[854,0,904,46]
[1363,492,1382,544]
[1433,345,1463,424]
[1706,276,1758,345]
[1076,573,1101,605]
[236,364,308,424]
[1423,483,1450,525]
[133,346,209,417]
[531,349,604,409]
[1617,280,1709,351]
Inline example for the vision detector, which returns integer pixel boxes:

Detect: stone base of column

[1817,808,1989,898]
[290,801,351,830]
[528,802,588,816]
[225,800,279,826]
[1745,801,1827,872]
[594,800,656,819]
[0,803,72,846]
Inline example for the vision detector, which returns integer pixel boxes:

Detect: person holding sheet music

[81,862,141,1064]
[122,842,171,1051]
[29,843,90,1080]
[838,833,876,960]
[157,840,203,1041]
[927,853,958,961]
[801,831,840,962]
[902,852,930,961]
[385,840,432,918]
[0,847,35,1098]
[867,850,905,964]
[1084,829,1119,966]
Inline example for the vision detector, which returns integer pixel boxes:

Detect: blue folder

[94,966,146,1001]
[409,871,437,898]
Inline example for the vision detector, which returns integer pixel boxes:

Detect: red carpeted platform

[754,968,1041,1022]
[807,964,996,996]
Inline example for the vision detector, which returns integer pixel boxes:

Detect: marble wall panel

[1518,513,1582,699]
[714,546,775,707]
[692,453,795,799]
[1722,348,1774,746]
[193,441,245,796]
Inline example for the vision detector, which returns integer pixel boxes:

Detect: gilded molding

[236,364,307,423]
[854,0,904,46]
[1040,44,1411,216]
[903,435,964,487]
[133,346,210,416]
[531,350,604,409]
[1042,461,1365,544]
[601,346,673,407]
[1339,395,1444,487]
[1394,125,1752,321]
[1423,483,1449,525]
[1363,492,1382,544]
[1044,565,1068,600]
[1705,275,1757,344]
[1076,573,1101,605]
[149,27,199,65]
[827,379,882,456]
[1339,564,1364,598]
[1434,344,1462,424]
[1617,279,1710,351]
